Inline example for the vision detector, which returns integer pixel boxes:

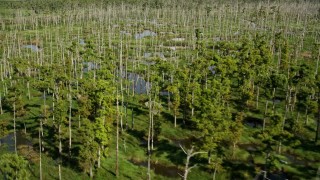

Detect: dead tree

[179,145,206,180]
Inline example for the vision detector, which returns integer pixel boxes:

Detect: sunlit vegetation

[0,0,320,179]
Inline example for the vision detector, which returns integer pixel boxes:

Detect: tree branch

[190,151,207,157]
[179,144,187,155]
[188,164,198,171]
[178,172,184,178]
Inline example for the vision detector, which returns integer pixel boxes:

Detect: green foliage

[193,83,231,154]
[0,153,30,180]
[167,83,180,117]
[0,120,9,142]
[94,117,110,154]
[54,97,68,125]
[0,1,319,179]
[229,112,245,145]
[240,79,255,109]
[3,83,26,117]
[77,119,98,175]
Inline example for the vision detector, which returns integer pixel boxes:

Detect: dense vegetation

[0,0,320,179]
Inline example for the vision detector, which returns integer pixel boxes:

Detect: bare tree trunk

[205,73,208,89]
[180,145,206,180]
[183,153,191,180]
[131,107,134,129]
[279,105,288,154]
[315,92,320,143]
[24,122,26,134]
[0,94,2,114]
[120,39,124,132]
[68,93,72,158]
[121,93,124,132]
[40,119,44,148]
[263,100,269,132]
[315,47,320,75]
[147,97,152,180]
[116,88,119,177]
[78,114,81,128]
[13,102,17,154]
[191,90,194,117]
[27,81,31,100]
[272,88,276,113]
[59,123,62,180]
[151,112,154,150]
[125,105,128,130]
[291,90,297,112]
[232,142,236,159]
[59,124,62,154]
[39,129,42,180]
[256,86,259,109]
[58,164,61,180]
[168,93,171,112]
[174,112,177,128]
[89,165,93,178]
[52,93,55,124]
[98,146,101,168]
[212,167,217,180]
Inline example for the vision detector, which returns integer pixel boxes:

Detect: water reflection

[83,62,99,72]
[0,132,32,152]
[127,72,151,94]
[79,39,85,45]
[23,45,41,52]
[144,52,165,59]
[208,66,216,75]
[129,159,183,178]
[135,30,157,39]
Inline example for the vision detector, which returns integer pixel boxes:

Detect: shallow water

[83,62,99,72]
[127,72,151,94]
[23,45,41,52]
[135,30,157,39]
[159,91,171,96]
[208,66,216,75]
[120,31,131,36]
[0,131,32,152]
[144,52,165,59]
[79,39,85,45]
[283,153,310,166]
[129,159,183,178]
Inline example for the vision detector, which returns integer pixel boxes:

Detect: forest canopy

[0,0,320,179]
